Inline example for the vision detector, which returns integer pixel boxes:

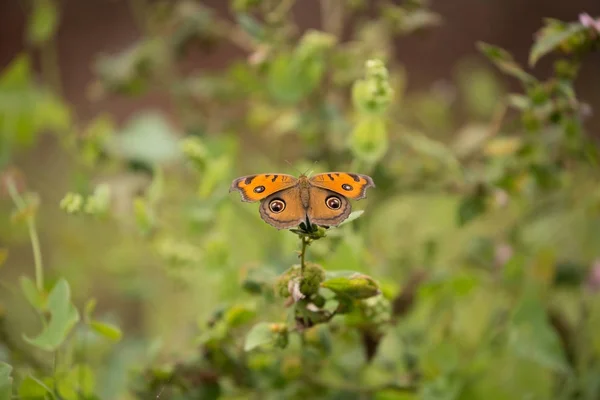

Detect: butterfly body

[297,175,311,208]
[230,172,374,229]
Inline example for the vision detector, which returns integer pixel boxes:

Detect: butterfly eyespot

[325,196,342,210]
[341,184,353,191]
[254,186,265,193]
[269,199,286,213]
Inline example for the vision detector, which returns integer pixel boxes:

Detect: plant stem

[6,178,44,291]
[300,236,308,276]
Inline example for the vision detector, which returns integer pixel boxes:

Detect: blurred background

[1,0,599,121]
[1,0,600,399]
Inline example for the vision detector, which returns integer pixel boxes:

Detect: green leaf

[509,293,570,373]
[0,362,13,400]
[400,131,462,176]
[197,155,232,198]
[57,364,95,399]
[84,298,97,320]
[94,39,161,95]
[350,116,389,164]
[23,278,80,351]
[79,114,115,166]
[321,274,380,299]
[0,54,31,87]
[529,23,587,66]
[455,62,503,119]
[323,270,366,280]
[419,272,478,299]
[18,375,51,399]
[477,42,536,84]
[457,190,486,226]
[337,210,364,227]
[244,322,278,351]
[106,111,181,165]
[27,0,59,44]
[266,53,325,104]
[34,93,71,134]
[133,197,155,236]
[84,184,111,216]
[449,273,479,296]
[20,276,45,310]
[0,54,71,148]
[241,267,277,295]
[296,30,337,60]
[90,321,123,342]
[235,13,266,42]
[224,305,256,327]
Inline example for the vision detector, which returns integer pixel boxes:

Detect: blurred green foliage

[1,1,600,399]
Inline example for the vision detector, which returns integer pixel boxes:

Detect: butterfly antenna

[303,160,319,177]
[284,160,303,175]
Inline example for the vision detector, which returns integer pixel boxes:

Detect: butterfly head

[284,159,317,178]
[301,160,319,177]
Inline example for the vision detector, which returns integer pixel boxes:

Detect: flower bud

[60,192,85,214]
[321,273,381,299]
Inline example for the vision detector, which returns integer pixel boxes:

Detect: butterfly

[229,172,375,229]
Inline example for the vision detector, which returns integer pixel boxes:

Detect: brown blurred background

[1,0,599,127]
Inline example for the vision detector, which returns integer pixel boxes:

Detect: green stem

[28,219,43,291]
[300,236,308,276]
[6,178,44,291]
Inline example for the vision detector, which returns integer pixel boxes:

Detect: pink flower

[579,13,600,32]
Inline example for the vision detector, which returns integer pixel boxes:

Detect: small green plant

[2,1,600,399]
[0,173,122,399]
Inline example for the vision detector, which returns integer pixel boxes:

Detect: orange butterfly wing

[309,172,375,200]
[229,174,298,202]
